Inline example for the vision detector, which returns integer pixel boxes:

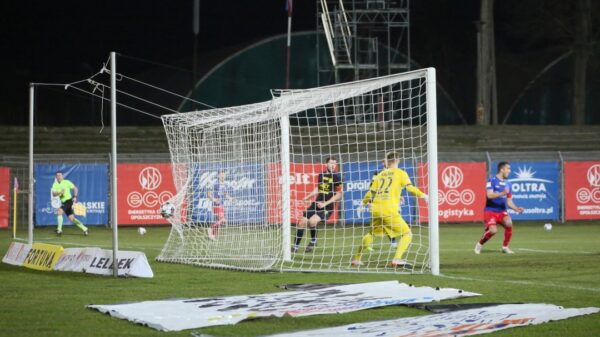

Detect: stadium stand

[0,125,598,155]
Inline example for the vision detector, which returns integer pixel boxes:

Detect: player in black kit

[292,156,343,253]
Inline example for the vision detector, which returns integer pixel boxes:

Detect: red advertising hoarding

[268,163,339,224]
[565,161,600,220]
[117,163,178,225]
[420,162,487,222]
[0,167,9,228]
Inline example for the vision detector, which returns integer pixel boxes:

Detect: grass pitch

[1,222,599,337]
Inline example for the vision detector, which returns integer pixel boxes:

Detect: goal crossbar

[157,68,439,275]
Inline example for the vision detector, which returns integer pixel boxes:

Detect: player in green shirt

[51,171,88,235]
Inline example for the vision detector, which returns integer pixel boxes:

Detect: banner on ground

[22,242,64,271]
[565,161,600,220]
[79,248,153,278]
[53,247,102,272]
[117,163,178,225]
[420,162,486,222]
[268,163,339,224]
[2,242,31,266]
[87,281,479,332]
[2,243,152,278]
[34,163,108,226]
[0,167,10,228]
[342,162,416,224]
[256,304,600,337]
[492,161,560,220]
[190,163,266,224]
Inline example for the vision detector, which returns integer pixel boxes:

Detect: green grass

[1,222,599,337]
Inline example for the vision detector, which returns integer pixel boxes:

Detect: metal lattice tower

[317,0,411,85]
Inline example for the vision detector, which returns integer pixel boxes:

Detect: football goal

[157,68,439,275]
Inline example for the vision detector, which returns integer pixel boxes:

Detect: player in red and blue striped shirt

[474,161,524,254]
[207,170,234,240]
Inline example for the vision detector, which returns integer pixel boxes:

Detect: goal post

[157,68,439,274]
[426,68,440,276]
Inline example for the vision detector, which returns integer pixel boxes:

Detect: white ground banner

[54,247,102,272]
[2,242,31,266]
[3,243,152,278]
[83,249,154,278]
[257,304,600,337]
[87,281,479,331]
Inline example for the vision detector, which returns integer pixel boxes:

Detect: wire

[32,64,105,89]
[86,80,181,114]
[118,73,216,109]
[116,53,216,109]
[115,85,180,114]
[32,53,205,123]
[32,73,100,88]
[34,85,111,127]
[67,84,162,120]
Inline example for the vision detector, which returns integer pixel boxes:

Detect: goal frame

[159,67,440,275]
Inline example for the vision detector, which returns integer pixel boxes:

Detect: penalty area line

[439,274,600,293]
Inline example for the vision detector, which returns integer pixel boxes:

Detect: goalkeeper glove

[356,204,369,217]
[422,194,429,205]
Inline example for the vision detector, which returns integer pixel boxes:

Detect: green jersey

[52,180,75,202]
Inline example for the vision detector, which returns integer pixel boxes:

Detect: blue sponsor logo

[190,163,265,224]
[493,161,560,220]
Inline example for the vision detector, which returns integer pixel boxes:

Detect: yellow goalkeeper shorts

[370,210,410,238]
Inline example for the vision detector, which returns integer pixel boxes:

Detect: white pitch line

[517,248,597,255]
[439,247,598,255]
[440,274,600,293]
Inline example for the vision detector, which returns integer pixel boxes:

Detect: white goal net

[157,68,439,274]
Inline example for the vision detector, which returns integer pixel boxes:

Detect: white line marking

[517,248,597,254]
[440,274,600,293]
[438,248,598,255]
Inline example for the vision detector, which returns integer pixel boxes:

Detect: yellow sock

[354,233,373,260]
[393,232,412,260]
[57,216,63,232]
[72,218,88,232]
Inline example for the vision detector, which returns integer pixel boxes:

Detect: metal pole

[285,0,293,89]
[475,22,483,125]
[110,52,119,277]
[12,182,17,240]
[426,68,439,276]
[490,2,498,125]
[28,84,34,245]
[280,115,291,262]
[407,0,411,71]
[558,151,565,224]
[193,0,200,94]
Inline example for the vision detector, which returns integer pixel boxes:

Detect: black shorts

[303,202,334,221]
[61,199,74,216]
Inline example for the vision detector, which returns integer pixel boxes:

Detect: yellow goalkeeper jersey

[362,167,424,212]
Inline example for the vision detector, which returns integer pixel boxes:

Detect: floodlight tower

[317,0,411,85]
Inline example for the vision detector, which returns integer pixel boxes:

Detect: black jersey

[315,170,343,202]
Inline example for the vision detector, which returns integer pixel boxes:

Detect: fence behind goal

[157,68,439,274]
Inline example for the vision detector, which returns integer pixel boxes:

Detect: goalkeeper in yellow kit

[352,152,428,267]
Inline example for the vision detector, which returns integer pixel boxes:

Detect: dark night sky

[4,1,318,77]
[3,1,594,125]
[3,1,318,125]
